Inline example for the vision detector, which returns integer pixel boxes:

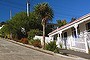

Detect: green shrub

[54,48,59,53]
[28,39,34,45]
[45,41,57,52]
[29,39,42,48]
[60,43,63,49]
[28,29,42,40]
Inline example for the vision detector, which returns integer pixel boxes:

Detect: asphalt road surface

[0,38,79,60]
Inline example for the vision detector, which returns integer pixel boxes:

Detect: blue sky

[0,0,90,23]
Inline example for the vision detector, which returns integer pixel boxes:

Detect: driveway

[0,38,82,60]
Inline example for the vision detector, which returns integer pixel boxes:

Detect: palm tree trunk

[43,24,45,48]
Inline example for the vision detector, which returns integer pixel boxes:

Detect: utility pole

[10,10,12,19]
[27,0,30,16]
[10,10,12,39]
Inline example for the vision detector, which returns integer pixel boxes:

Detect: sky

[0,0,90,23]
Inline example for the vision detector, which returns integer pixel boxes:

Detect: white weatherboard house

[48,13,90,53]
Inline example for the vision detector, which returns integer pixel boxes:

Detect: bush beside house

[45,41,59,53]
[27,29,42,48]
[28,29,42,40]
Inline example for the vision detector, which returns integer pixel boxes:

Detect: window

[86,22,90,32]
[72,27,76,38]
[71,25,80,38]
[63,32,67,40]
[54,34,58,41]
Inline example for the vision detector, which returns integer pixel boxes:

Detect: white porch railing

[71,37,86,52]
[61,38,70,49]
[86,32,90,49]
[59,31,90,53]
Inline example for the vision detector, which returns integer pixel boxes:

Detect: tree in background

[34,3,54,48]
[45,23,57,36]
[0,22,6,26]
[0,12,42,40]
[70,17,77,23]
[56,19,67,28]
[0,3,54,48]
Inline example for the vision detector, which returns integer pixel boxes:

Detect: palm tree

[34,3,54,48]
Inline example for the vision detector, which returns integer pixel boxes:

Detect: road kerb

[6,39,88,60]
[6,39,54,55]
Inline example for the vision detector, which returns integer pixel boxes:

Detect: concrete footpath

[2,38,89,60]
[59,49,90,59]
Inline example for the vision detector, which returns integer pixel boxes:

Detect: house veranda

[48,13,90,53]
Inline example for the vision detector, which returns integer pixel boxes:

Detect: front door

[63,32,67,49]
[64,32,67,39]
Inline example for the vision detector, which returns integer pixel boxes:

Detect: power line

[53,8,85,16]
[0,0,25,7]
[53,11,81,17]
[0,1,25,10]
[0,0,25,10]
[54,4,90,12]
[54,15,79,20]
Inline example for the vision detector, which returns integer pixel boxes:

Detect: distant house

[0,22,5,29]
[0,25,4,29]
[48,13,90,53]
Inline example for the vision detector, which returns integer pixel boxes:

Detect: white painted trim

[49,17,90,36]
[60,17,90,32]
[48,13,90,36]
